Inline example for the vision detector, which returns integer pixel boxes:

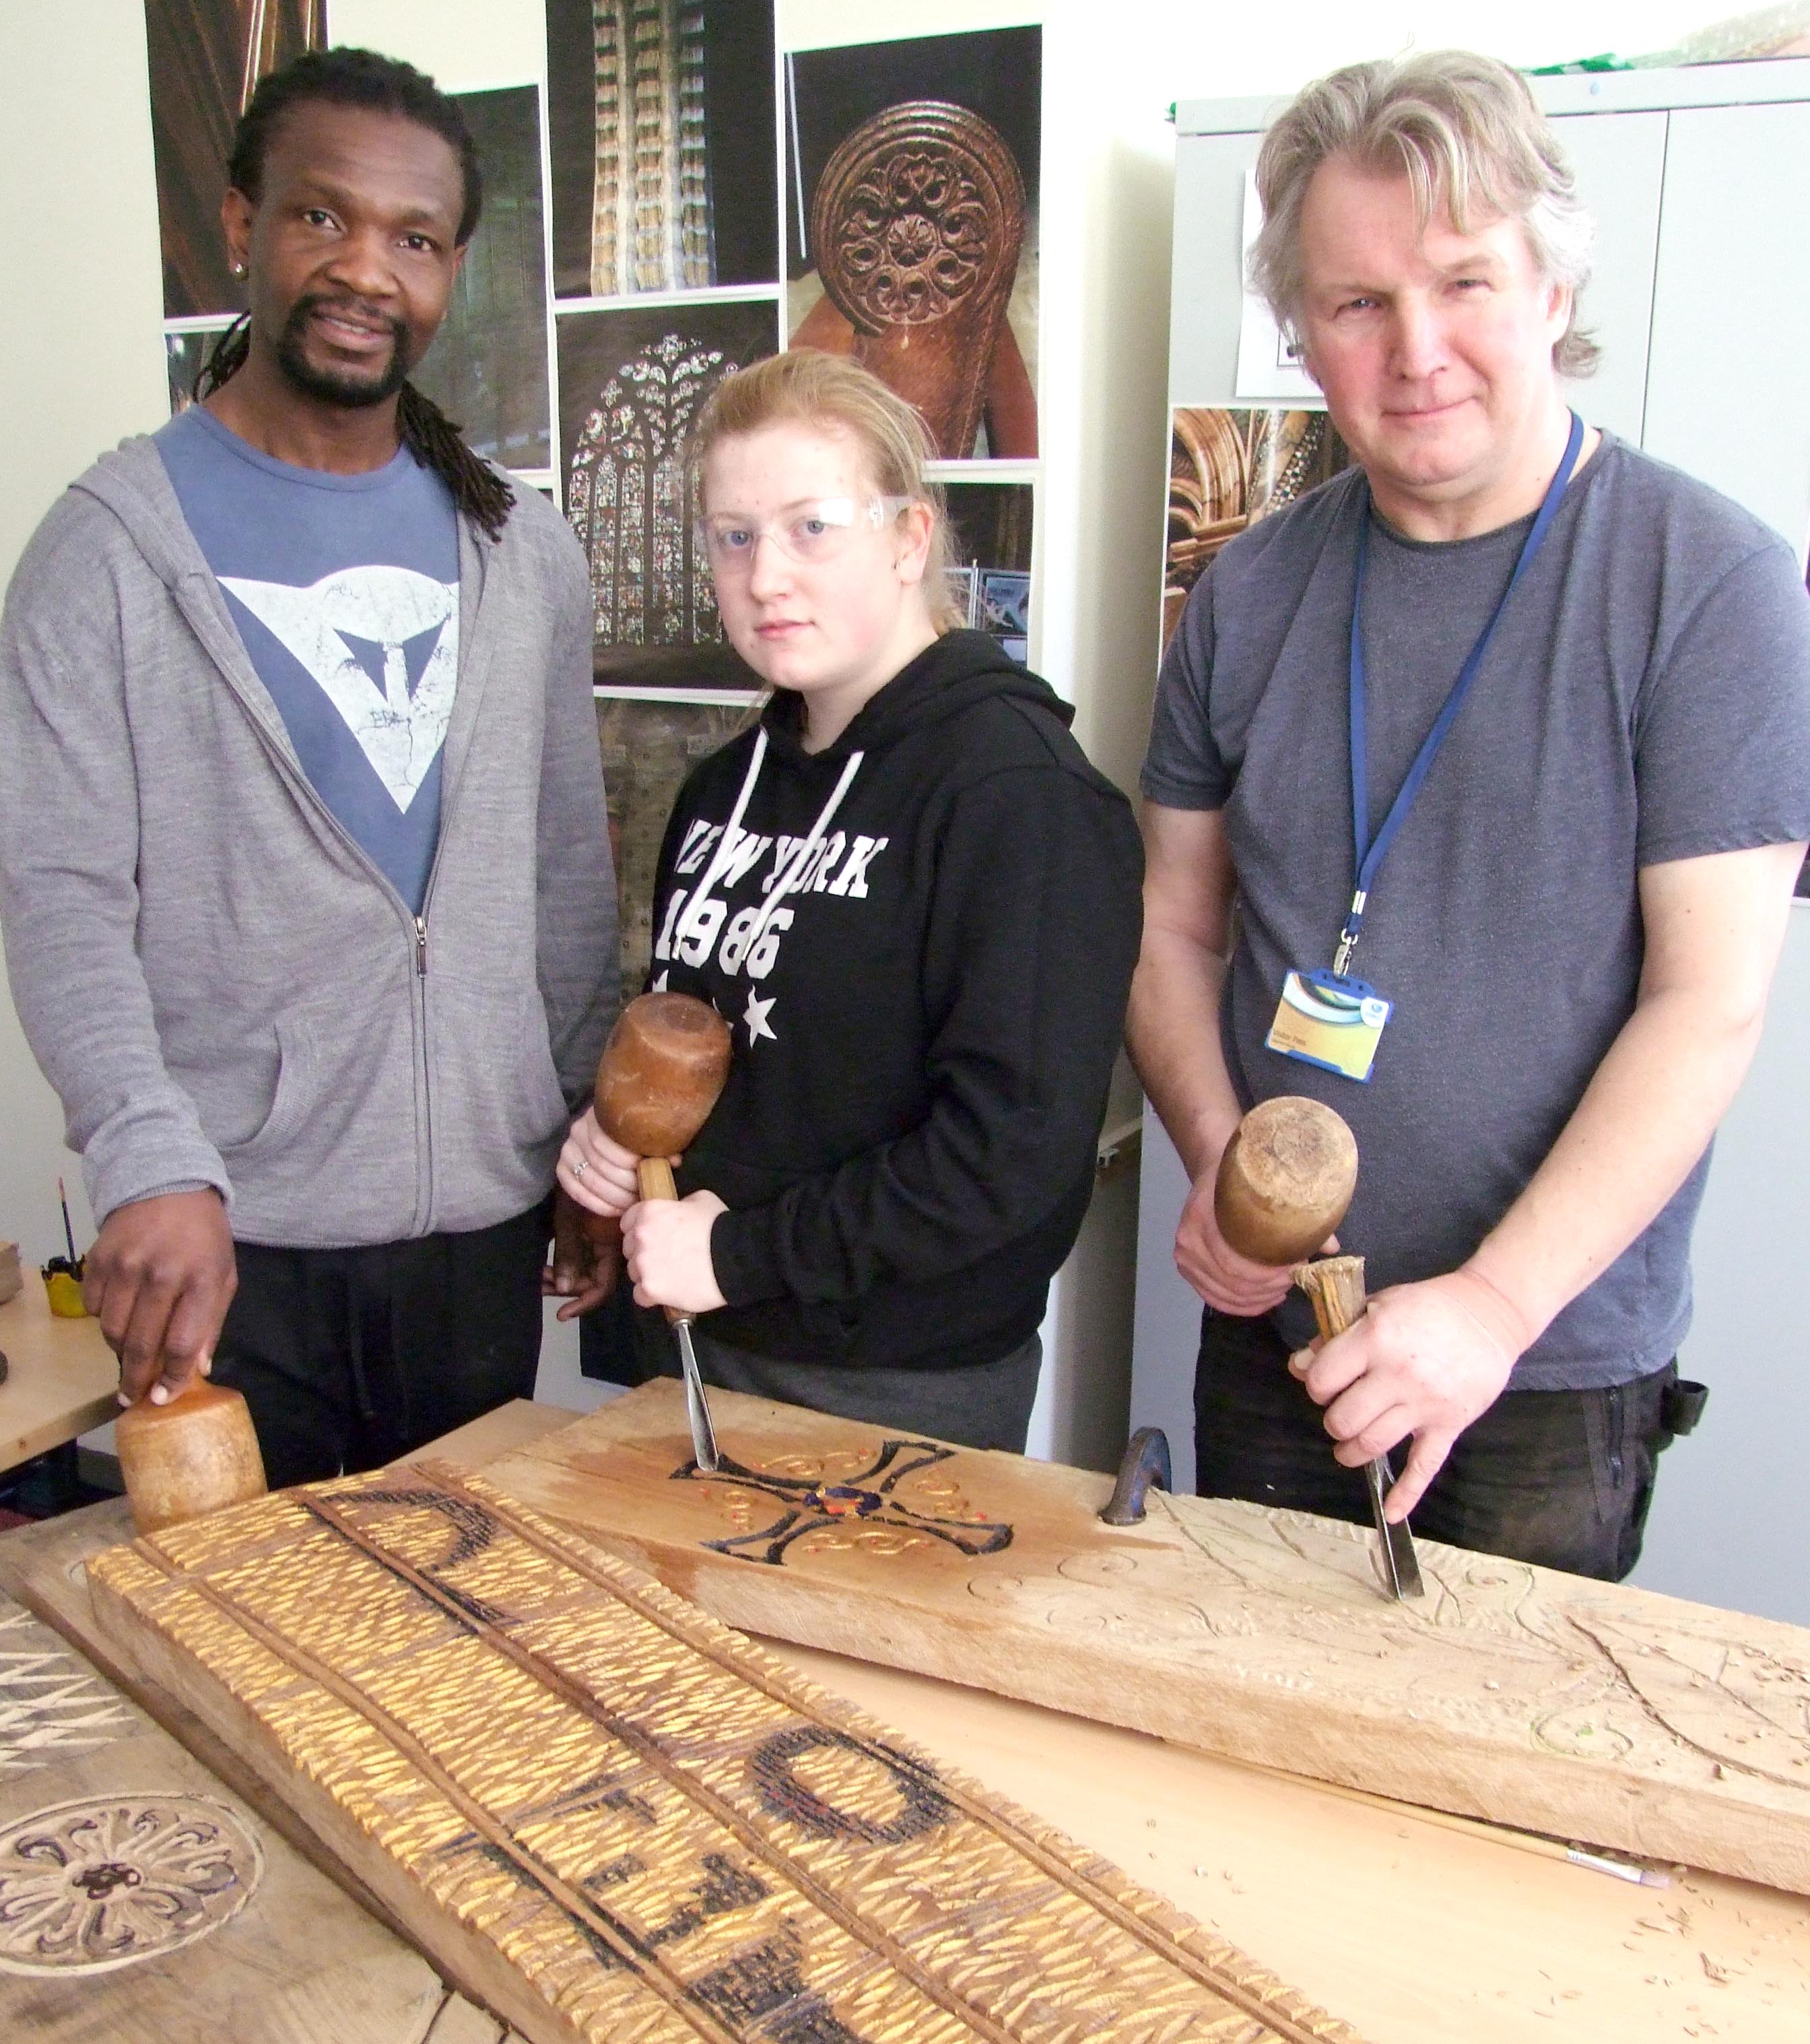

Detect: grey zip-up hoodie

[0,434,617,1248]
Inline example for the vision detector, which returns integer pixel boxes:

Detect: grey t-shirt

[1143,434,1810,1389]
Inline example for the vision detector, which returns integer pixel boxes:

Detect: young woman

[557,351,1141,1451]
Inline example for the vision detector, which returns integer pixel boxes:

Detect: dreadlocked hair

[194,322,516,545]
[196,48,515,541]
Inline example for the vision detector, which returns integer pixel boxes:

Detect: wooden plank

[780,1637,1810,2044]
[480,1380,1810,1894]
[13,1405,1810,2042]
[87,1462,1366,2044]
[0,1588,448,2043]
[0,1268,119,1470]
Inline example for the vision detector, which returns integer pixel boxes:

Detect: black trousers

[211,1204,547,1489]
[1194,1308,1687,1581]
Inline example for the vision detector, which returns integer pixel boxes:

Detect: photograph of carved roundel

[784,26,1041,462]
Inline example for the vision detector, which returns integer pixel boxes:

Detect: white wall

[0,0,1737,1435]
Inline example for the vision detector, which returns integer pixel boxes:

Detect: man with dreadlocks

[0,48,617,1484]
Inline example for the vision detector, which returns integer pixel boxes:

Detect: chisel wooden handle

[636,1155,694,1333]
[1294,1254,1368,1341]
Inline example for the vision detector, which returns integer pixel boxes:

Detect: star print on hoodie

[644,629,1144,1374]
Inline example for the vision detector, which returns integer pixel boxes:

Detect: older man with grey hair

[1129,50,1810,1578]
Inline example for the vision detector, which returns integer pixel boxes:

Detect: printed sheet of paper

[1234,171,1325,405]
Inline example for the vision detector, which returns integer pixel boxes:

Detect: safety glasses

[696,496,912,573]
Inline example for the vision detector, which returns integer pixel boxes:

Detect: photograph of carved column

[786,28,1040,461]
[1163,408,1351,649]
[556,298,779,689]
[545,0,778,301]
[143,0,325,317]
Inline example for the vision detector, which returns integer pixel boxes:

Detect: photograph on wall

[597,694,758,989]
[1164,409,1351,649]
[164,323,235,413]
[145,0,325,318]
[558,297,780,688]
[545,0,778,301]
[409,86,553,474]
[785,27,1040,461]
[943,481,1032,659]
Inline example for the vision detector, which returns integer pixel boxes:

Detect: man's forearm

[1467,984,1769,1341]
[1126,928,1244,1180]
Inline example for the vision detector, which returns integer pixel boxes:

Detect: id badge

[1265,969,1392,1083]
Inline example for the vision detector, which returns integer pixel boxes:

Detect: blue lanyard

[1334,409,1584,978]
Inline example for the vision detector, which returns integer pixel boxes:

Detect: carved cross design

[673,1437,1015,1567]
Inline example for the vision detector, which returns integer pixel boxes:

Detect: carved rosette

[810,101,1026,457]
[0,1795,261,1975]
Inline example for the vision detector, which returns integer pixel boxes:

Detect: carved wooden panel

[811,102,1025,461]
[88,1465,1362,2044]
[587,1,711,296]
[481,1382,1810,1895]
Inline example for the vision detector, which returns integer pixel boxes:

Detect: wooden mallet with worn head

[1214,1096,1424,1598]
[590,991,733,1471]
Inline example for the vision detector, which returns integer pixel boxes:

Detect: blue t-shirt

[156,405,460,914]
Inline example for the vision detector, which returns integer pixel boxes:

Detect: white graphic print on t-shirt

[220,565,459,813]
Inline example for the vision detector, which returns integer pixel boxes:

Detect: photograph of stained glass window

[545,0,779,301]
[558,297,780,689]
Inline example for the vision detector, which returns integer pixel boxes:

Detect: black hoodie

[646,629,1143,1372]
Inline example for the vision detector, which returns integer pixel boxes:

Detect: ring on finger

[571,1157,589,1179]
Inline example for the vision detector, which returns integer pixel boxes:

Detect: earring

[231,261,246,277]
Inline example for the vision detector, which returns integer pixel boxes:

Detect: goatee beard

[272,295,411,407]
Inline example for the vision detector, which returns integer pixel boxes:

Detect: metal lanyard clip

[1332,889,1366,979]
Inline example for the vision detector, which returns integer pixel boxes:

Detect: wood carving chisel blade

[1365,1454,1425,1599]
[673,1318,720,1472]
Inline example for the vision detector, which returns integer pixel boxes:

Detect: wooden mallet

[591,991,733,1471]
[116,1379,267,1535]
[1214,1096,1424,1599]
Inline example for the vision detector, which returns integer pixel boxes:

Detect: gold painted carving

[89,1465,1362,2043]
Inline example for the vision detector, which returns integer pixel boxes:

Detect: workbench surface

[2,1400,1805,2043]
[0,1267,117,1472]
